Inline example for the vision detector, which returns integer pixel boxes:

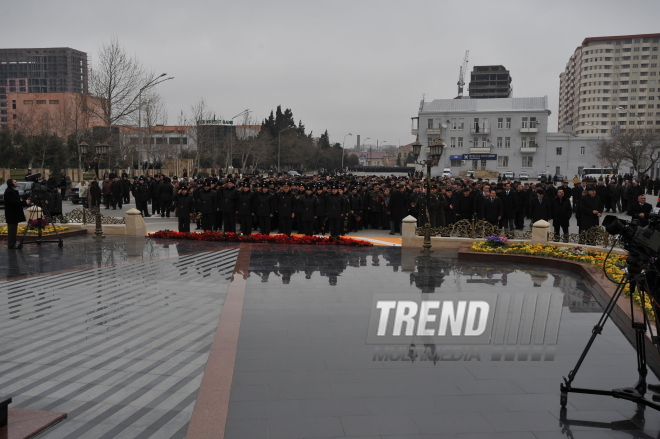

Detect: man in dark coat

[133,177,151,217]
[173,186,194,232]
[254,184,275,234]
[628,194,653,226]
[218,179,238,233]
[388,184,408,235]
[197,182,216,231]
[4,179,31,249]
[111,176,123,210]
[579,185,603,232]
[237,182,255,234]
[482,189,503,226]
[296,185,317,236]
[456,188,474,221]
[608,181,622,213]
[159,177,174,217]
[325,184,347,237]
[275,183,296,236]
[529,189,551,222]
[514,183,527,230]
[150,175,161,215]
[444,188,457,226]
[314,186,328,234]
[121,175,131,205]
[551,188,572,239]
[499,183,517,230]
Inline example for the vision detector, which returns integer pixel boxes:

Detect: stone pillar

[402,215,417,248]
[532,220,550,244]
[125,208,147,236]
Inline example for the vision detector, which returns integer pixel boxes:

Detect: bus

[580,168,617,180]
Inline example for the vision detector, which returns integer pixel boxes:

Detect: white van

[442,168,452,178]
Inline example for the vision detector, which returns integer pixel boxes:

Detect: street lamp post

[278,126,296,173]
[93,142,110,238]
[138,74,174,167]
[227,109,250,174]
[341,133,352,172]
[412,137,445,252]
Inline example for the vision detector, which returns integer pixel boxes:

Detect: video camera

[23,172,56,202]
[603,212,660,262]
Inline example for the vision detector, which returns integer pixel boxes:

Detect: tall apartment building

[469,66,512,99]
[558,34,660,136]
[0,47,88,126]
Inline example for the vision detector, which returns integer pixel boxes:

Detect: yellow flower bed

[471,242,653,317]
[0,225,70,235]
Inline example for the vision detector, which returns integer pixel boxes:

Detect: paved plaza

[1,236,660,438]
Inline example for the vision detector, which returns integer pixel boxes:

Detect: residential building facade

[0,47,88,127]
[413,96,603,178]
[558,34,660,136]
[469,65,512,99]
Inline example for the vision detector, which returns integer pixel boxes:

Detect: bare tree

[186,98,214,174]
[599,130,660,176]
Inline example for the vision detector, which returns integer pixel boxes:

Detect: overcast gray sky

[5,0,660,148]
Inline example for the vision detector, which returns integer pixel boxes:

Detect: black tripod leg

[561,280,628,406]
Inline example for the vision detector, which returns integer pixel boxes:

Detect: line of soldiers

[123,172,657,238]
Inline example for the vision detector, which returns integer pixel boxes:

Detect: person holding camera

[4,179,31,249]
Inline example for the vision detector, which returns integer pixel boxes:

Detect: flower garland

[470,241,653,317]
[0,225,69,235]
[148,230,373,247]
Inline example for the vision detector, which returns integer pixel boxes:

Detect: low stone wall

[402,215,626,255]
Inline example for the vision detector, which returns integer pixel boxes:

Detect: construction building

[468,66,512,99]
[0,47,88,127]
[558,34,660,136]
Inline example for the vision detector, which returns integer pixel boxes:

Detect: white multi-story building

[559,33,660,136]
[413,96,604,178]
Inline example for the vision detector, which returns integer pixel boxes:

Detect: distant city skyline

[4,0,660,147]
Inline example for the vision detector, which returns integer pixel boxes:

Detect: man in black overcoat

[579,185,603,232]
[4,179,31,249]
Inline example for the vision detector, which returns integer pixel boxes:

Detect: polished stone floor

[1,237,660,438]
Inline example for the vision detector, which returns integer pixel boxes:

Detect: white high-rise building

[559,33,660,136]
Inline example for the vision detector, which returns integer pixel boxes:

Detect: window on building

[427,119,434,129]
[522,156,533,168]
[521,117,528,129]
[49,100,59,105]
[451,118,457,129]
[458,118,464,129]
[530,136,536,147]
[450,137,456,148]
[481,137,488,147]
[580,146,585,155]
[36,100,46,104]
[556,147,563,155]
[521,137,528,148]
[498,156,509,167]
[497,118,503,129]
[496,137,503,148]
[504,137,511,148]
[505,118,511,129]
[11,100,16,110]
[530,117,538,128]
[23,100,33,104]
[457,137,463,147]
[450,159,462,167]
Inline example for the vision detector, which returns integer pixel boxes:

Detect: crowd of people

[106,171,658,238]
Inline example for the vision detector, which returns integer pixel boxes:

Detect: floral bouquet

[484,235,509,248]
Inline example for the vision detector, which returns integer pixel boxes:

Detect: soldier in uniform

[218,178,238,233]
[297,184,317,236]
[255,183,275,235]
[133,177,151,217]
[347,187,363,232]
[276,183,296,236]
[416,184,439,227]
[237,181,255,234]
[173,185,194,232]
[325,184,346,237]
[198,181,216,231]
[314,184,328,234]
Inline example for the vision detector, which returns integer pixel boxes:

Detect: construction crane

[457,50,469,97]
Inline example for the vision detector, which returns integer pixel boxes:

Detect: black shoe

[389,232,395,235]
[8,244,16,249]
[161,214,165,217]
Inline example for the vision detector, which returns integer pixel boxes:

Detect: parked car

[287,170,301,177]
[442,168,452,178]
[553,174,564,183]
[0,181,32,208]
[66,183,81,204]
[519,172,529,181]
[466,170,476,179]
[504,171,515,179]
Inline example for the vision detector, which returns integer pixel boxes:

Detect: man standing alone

[4,180,31,249]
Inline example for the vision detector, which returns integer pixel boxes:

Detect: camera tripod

[560,257,660,411]
[16,196,64,249]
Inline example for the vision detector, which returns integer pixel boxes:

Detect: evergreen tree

[319,130,330,149]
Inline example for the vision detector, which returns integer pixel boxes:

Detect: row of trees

[0,37,359,177]
[597,130,660,177]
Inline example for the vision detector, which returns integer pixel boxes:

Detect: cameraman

[4,179,31,249]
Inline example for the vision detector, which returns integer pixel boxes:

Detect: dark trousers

[389,220,401,234]
[328,217,342,236]
[200,213,213,231]
[160,202,170,217]
[258,216,271,235]
[136,200,150,217]
[514,211,525,230]
[103,194,111,208]
[124,194,130,204]
[214,211,222,231]
[554,221,569,236]
[223,212,236,233]
[315,216,326,234]
[279,215,293,235]
[503,217,515,230]
[239,214,253,234]
[178,217,190,233]
[113,196,122,210]
[151,199,160,215]
[7,223,18,247]
[301,220,314,236]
